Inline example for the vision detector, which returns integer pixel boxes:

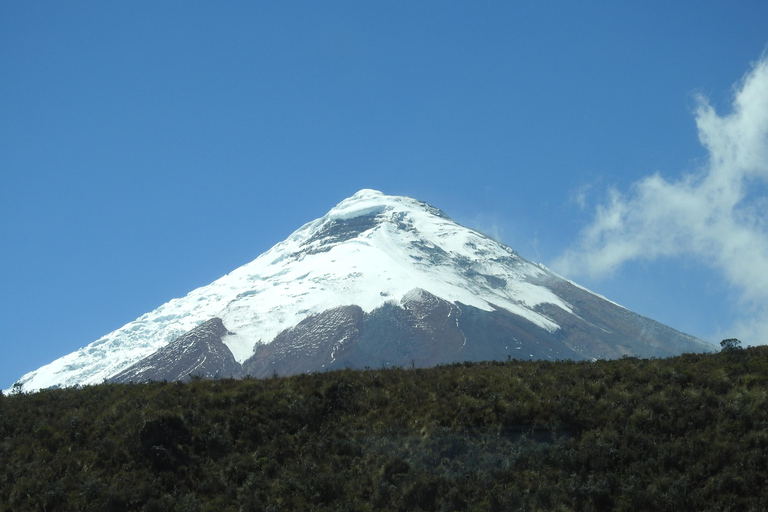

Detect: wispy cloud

[555,54,768,342]
[569,182,594,211]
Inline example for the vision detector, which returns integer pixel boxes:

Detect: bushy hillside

[2,347,768,511]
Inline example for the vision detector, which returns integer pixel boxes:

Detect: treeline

[2,347,768,511]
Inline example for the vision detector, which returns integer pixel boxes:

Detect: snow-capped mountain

[8,190,712,392]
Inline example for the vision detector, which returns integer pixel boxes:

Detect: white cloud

[569,182,593,211]
[555,55,768,342]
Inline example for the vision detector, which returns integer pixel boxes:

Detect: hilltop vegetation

[2,347,768,511]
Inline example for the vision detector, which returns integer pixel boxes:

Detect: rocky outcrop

[109,318,239,383]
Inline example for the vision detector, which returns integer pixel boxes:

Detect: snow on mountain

[7,189,710,393]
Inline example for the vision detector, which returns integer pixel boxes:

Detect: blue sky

[2,2,767,388]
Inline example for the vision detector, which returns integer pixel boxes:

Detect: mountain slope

[109,318,239,383]
[8,190,713,391]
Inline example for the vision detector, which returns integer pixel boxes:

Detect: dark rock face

[241,306,365,378]
[110,287,711,382]
[348,290,468,369]
[236,287,710,379]
[455,303,585,362]
[300,213,384,255]
[239,291,472,378]
[109,318,239,383]
[526,275,707,359]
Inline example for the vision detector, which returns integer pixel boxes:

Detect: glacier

[7,189,710,393]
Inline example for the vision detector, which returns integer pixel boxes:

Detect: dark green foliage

[3,347,768,510]
[720,338,743,352]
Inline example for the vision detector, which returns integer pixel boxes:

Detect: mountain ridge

[8,189,713,392]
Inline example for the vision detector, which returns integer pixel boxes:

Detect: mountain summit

[10,190,712,392]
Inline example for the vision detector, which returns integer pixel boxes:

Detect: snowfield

[9,189,581,393]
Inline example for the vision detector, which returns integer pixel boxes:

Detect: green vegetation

[2,347,768,511]
[720,338,744,352]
